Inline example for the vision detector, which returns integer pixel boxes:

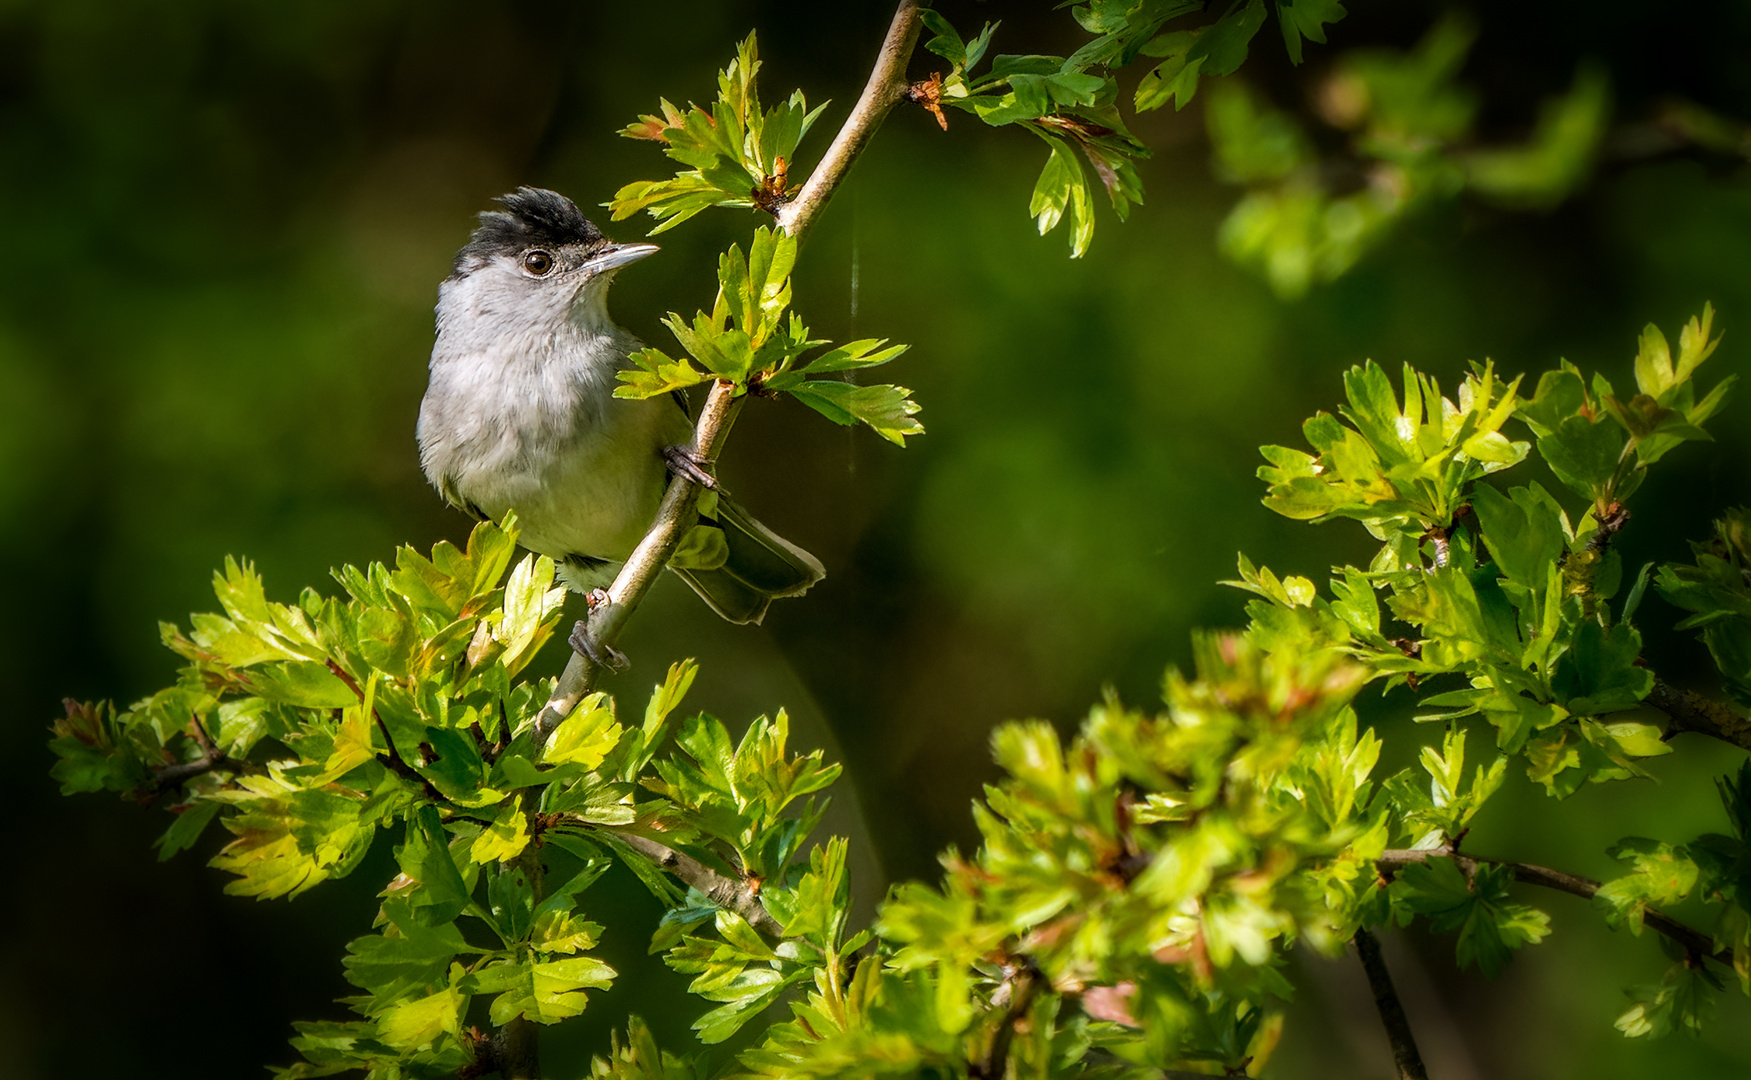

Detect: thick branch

[606,828,784,937]
[488,1017,538,1080]
[1353,928,1429,1080]
[1648,677,1751,752]
[1377,847,1731,966]
[775,0,925,241]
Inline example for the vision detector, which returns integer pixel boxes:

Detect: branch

[530,0,928,748]
[152,715,261,792]
[531,384,743,746]
[775,0,925,241]
[1648,677,1751,753]
[1377,847,1731,966]
[605,827,785,937]
[1353,928,1429,1080]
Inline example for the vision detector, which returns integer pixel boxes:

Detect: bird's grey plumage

[418,188,823,621]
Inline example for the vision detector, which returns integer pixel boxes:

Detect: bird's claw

[569,617,628,671]
[663,445,718,489]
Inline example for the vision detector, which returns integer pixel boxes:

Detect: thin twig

[1353,928,1429,1080]
[775,0,925,240]
[326,659,444,800]
[1377,847,1731,966]
[605,827,785,937]
[1648,677,1751,753]
[152,755,247,790]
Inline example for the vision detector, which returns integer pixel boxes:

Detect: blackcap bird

[417,187,824,623]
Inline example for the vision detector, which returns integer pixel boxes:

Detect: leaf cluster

[915,1,1344,257]
[49,520,854,1078]
[608,34,827,233]
[1233,308,1751,1035]
[1206,15,1609,295]
[614,226,922,446]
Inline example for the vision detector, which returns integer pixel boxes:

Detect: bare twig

[1353,928,1429,1080]
[1649,677,1751,753]
[775,0,925,240]
[1377,847,1731,966]
[605,827,785,937]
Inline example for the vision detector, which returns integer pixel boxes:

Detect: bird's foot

[569,601,628,670]
[662,444,718,489]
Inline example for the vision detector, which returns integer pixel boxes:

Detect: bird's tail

[671,496,825,624]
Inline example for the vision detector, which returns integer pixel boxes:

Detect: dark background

[5,1,1751,1076]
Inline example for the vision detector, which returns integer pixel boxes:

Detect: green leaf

[1594,838,1699,934]
[615,348,707,400]
[1551,620,1654,716]
[395,806,472,927]
[783,380,924,445]
[1471,483,1567,589]
[789,338,910,376]
[1392,859,1549,977]
[545,692,624,770]
[344,907,481,1003]
[155,800,222,861]
[1537,415,1624,501]
[1275,0,1345,64]
[374,979,465,1051]
[1617,962,1719,1038]
[471,798,531,864]
[467,954,616,1025]
[1135,0,1267,112]
[1028,136,1095,257]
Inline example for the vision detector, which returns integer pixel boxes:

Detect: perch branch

[530,0,928,748]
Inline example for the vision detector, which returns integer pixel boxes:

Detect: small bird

[417,187,824,624]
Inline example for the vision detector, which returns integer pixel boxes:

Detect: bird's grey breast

[417,271,629,513]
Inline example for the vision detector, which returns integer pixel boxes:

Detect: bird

[417,186,824,625]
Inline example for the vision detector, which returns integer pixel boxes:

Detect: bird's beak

[584,243,660,274]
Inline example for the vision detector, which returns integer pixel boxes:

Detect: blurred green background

[6,0,1751,1076]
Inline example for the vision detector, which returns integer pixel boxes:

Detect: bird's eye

[522,249,555,276]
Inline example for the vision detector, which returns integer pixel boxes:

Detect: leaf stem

[1353,928,1429,1080]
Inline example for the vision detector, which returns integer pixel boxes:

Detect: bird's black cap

[451,187,606,277]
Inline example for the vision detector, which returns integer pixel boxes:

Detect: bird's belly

[452,398,678,566]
